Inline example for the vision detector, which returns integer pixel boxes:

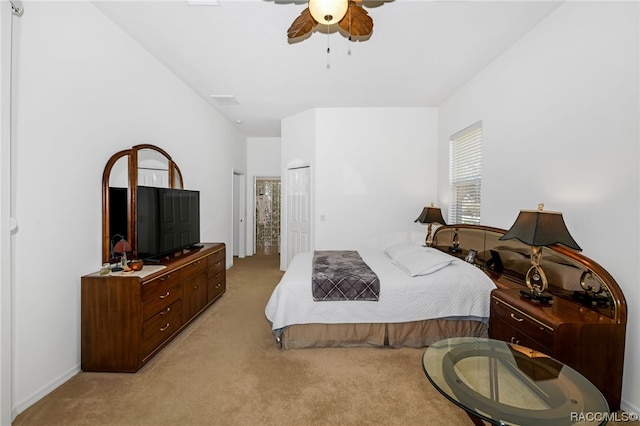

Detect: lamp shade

[308,0,348,25]
[500,208,581,251]
[112,239,132,254]
[415,206,446,225]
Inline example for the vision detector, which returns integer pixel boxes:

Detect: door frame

[232,169,246,258]
[1,2,18,422]
[253,176,281,256]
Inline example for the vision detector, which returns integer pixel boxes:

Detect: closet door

[286,166,310,265]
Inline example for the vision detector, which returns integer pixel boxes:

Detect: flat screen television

[136,185,201,260]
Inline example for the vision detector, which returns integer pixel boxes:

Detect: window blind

[449,122,482,225]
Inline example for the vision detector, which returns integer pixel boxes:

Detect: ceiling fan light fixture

[308,0,348,25]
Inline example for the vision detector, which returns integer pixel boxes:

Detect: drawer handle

[215,272,221,278]
[511,337,520,345]
[159,291,170,299]
[510,313,524,322]
[160,274,171,281]
[214,283,221,289]
[214,262,221,267]
[160,307,171,315]
[160,323,170,332]
[193,285,199,292]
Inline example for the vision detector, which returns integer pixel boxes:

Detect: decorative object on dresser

[414,203,446,247]
[499,203,582,303]
[448,227,462,254]
[110,236,131,272]
[432,224,626,411]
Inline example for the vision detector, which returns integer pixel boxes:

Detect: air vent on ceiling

[187,0,219,6]
[209,95,239,106]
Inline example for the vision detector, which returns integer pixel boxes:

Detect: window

[449,122,482,225]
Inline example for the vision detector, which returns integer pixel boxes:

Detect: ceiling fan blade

[287,7,318,39]
[339,2,374,37]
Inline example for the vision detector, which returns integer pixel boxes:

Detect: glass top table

[422,337,609,426]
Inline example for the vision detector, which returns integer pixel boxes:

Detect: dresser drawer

[208,275,226,302]
[142,273,182,320]
[208,266,225,286]
[182,257,208,280]
[142,300,183,356]
[491,296,554,352]
[208,251,225,278]
[142,271,181,303]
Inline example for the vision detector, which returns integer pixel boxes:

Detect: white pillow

[393,248,456,277]
[384,242,424,262]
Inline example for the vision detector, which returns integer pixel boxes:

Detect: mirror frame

[102,144,184,263]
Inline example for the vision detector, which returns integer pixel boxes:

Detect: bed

[264,243,497,349]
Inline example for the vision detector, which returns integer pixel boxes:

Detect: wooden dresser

[81,243,225,372]
[433,225,627,411]
[489,288,624,411]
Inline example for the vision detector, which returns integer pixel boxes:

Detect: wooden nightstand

[489,288,624,411]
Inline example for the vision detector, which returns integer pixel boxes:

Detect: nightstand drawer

[491,296,554,352]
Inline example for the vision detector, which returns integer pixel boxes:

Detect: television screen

[136,186,200,260]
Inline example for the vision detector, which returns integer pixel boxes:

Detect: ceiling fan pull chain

[326,25,331,69]
[347,5,352,56]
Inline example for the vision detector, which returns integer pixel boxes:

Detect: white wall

[281,107,438,267]
[438,1,639,411]
[8,1,246,419]
[314,108,439,250]
[246,137,281,255]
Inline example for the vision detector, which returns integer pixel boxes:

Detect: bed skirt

[278,319,488,350]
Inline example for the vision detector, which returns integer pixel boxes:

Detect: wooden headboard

[432,224,627,324]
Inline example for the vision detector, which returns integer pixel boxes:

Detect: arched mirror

[102,144,183,263]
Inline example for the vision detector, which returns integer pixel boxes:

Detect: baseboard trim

[13,363,80,420]
[621,398,639,417]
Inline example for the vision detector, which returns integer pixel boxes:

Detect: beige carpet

[10,255,483,425]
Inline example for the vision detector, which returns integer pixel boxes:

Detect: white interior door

[286,166,310,265]
[232,171,245,258]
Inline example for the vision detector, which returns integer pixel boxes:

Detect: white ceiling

[92,0,563,137]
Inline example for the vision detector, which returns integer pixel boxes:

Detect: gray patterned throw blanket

[312,251,380,301]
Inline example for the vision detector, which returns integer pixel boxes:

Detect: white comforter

[265,249,496,332]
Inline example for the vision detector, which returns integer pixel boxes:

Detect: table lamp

[499,203,581,303]
[111,236,132,272]
[415,203,446,247]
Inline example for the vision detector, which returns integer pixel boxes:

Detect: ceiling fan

[287,0,374,40]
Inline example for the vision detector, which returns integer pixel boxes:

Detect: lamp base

[519,289,553,304]
[572,291,610,307]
